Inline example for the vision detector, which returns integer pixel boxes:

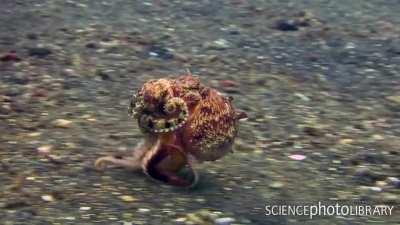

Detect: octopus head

[129,79,189,134]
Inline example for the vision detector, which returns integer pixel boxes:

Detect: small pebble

[204,39,230,50]
[119,195,137,202]
[27,132,41,137]
[288,154,306,161]
[215,217,235,225]
[294,93,310,101]
[175,217,186,223]
[386,177,400,188]
[269,181,284,189]
[79,206,91,211]
[371,134,384,140]
[64,216,76,220]
[41,195,54,202]
[137,208,150,213]
[375,181,387,187]
[53,119,73,128]
[369,187,382,192]
[339,139,353,145]
[332,160,341,164]
[37,145,53,154]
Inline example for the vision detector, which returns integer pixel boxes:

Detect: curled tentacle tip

[128,93,145,118]
[94,157,110,171]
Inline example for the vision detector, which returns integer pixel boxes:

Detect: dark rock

[85,42,98,49]
[4,200,29,209]
[101,36,112,42]
[303,126,323,137]
[16,209,37,220]
[351,149,386,164]
[305,54,319,62]
[353,167,382,185]
[28,47,52,58]
[296,19,311,27]
[63,78,82,89]
[96,69,112,81]
[394,180,400,189]
[26,33,38,40]
[364,153,385,164]
[50,189,65,200]
[387,41,400,55]
[274,19,299,31]
[229,30,240,35]
[59,27,69,32]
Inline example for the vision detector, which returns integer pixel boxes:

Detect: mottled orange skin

[95,75,246,187]
[183,87,239,161]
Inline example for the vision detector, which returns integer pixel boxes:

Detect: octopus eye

[139,114,154,131]
[181,109,187,116]
[147,119,154,129]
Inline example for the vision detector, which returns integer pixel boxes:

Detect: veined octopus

[95,74,246,187]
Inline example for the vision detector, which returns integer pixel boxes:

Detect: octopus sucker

[95,74,246,187]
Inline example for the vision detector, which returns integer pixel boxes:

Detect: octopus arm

[143,142,196,187]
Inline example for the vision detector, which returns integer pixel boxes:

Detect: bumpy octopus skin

[95,75,247,187]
